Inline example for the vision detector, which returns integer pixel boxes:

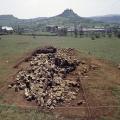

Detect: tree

[16,25,24,35]
[74,28,78,38]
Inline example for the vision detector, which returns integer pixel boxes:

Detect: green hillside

[89,14,120,24]
[0,9,106,29]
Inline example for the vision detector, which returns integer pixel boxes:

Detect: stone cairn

[9,47,96,109]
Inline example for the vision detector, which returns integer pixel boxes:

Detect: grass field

[0,35,120,120]
[0,104,56,120]
[0,35,120,63]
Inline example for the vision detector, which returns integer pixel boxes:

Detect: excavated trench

[9,46,97,110]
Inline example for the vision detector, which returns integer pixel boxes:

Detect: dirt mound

[8,47,97,110]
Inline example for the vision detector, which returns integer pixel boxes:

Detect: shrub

[117,33,120,38]
[91,36,95,40]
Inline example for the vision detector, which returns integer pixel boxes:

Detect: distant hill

[0,15,18,20]
[89,15,120,24]
[0,15,47,28]
[36,9,102,27]
[0,15,20,26]
[58,9,80,19]
[1,9,119,30]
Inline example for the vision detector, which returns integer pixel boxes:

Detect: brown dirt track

[0,47,120,120]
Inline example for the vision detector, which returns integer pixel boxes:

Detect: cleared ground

[0,35,120,120]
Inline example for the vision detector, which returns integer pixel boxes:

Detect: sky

[0,0,120,19]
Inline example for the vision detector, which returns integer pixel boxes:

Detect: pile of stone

[9,47,93,109]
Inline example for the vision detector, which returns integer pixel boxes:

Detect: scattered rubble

[118,64,120,70]
[9,46,97,109]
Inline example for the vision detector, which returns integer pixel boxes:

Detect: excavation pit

[9,47,95,110]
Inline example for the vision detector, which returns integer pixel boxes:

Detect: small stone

[24,88,29,97]
[15,86,19,92]
[49,105,54,110]
[118,64,120,70]
[40,97,44,107]
[8,84,12,89]
[77,100,85,106]
[46,99,52,106]
[53,100,57,104]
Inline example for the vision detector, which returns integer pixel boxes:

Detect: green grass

[0,35,120,63]
[0,35,120,120]
[0,104,56,120]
